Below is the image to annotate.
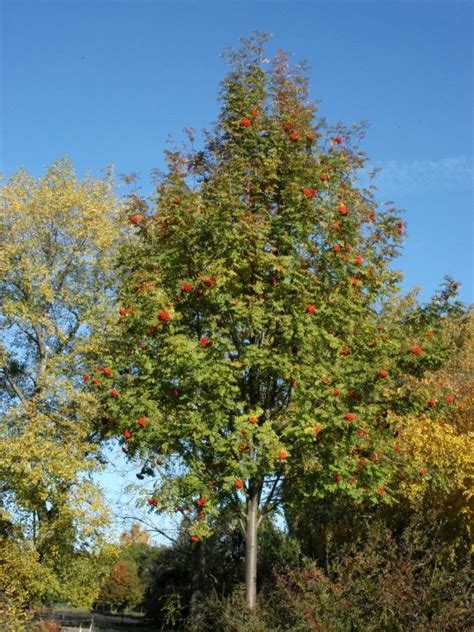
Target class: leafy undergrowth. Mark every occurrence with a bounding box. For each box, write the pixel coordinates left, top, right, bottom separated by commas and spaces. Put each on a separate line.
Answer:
186, 524, 472, 632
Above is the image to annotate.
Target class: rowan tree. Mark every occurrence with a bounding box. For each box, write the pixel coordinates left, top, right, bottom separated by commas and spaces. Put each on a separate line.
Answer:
92, 35, 464, 608
0, 158, 123, 619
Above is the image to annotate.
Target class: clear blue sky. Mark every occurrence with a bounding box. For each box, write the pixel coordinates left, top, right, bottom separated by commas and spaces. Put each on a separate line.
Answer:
1, 0, 472, 542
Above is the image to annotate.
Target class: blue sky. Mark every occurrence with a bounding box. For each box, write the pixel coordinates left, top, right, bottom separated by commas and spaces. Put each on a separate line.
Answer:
1, 0, 472, 541
2, 0, 473, 303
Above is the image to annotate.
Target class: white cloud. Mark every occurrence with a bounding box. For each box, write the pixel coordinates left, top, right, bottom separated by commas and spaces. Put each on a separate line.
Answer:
363, 155, 474, 193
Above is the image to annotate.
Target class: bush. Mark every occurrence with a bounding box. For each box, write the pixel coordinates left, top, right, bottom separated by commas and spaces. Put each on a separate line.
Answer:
264, 523, 473, 631
185, 587, 269, 632
143, 519, 299, 624
184, 519, 472, 632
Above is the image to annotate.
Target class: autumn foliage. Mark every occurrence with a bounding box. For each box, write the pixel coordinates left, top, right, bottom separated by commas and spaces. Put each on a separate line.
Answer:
89, 34, 467, 608
0, 34, 471, 628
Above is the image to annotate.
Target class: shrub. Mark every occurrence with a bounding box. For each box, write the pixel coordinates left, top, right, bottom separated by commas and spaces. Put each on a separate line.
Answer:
183, 519, 472, 632
264, 523, 473, 631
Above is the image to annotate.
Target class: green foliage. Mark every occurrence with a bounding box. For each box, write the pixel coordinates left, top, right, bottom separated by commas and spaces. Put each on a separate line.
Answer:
140, 519, 295, 625
0, 537, 57, 630
283, 314, 473, 568
142, 541, 194, 623
262, 523, 472, 632
95, 559, 145, 613
56, 546, 119, 609
187, 586, 269, 632
121, 542, 165, 594
1, 33, 467, 628
93, 34, 464, 546
187, 519, 472, 632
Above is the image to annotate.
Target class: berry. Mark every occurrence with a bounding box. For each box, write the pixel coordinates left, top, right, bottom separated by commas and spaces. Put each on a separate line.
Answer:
137, 416, 148, 428
129, 214, 145, 225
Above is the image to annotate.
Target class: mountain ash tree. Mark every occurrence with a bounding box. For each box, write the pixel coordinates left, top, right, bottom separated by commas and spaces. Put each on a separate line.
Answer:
91, 35, 463, 609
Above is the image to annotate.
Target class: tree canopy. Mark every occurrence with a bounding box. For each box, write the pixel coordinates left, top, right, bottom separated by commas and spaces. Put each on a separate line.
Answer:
0, 159, 123, 621
89, 34, 466, 608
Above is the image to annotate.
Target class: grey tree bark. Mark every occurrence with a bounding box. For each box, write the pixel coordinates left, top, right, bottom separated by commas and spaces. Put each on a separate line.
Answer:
245, 485, 259, 609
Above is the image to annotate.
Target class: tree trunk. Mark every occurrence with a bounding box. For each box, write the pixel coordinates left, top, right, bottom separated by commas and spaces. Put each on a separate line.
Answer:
245, 487, 259, 609
189, 538, 205, 617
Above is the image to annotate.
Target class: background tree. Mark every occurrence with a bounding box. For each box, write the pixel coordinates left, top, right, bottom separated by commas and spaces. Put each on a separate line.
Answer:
95, 559, 144, 613
119, 523, 164, 603
0, 158, 123, 622
120, 522, 151, 546
398, 313, 473, 552
92, 34, 465, 609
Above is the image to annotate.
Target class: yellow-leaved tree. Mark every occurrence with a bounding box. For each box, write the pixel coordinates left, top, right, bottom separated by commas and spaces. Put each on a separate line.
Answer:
0, 159, 124, 625
399, 314, 473, 552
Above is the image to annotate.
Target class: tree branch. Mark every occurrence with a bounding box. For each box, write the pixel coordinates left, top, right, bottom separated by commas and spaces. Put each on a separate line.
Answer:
120, 514, 180, 548
257, 472, 282, 526
1, 365, 30, 412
